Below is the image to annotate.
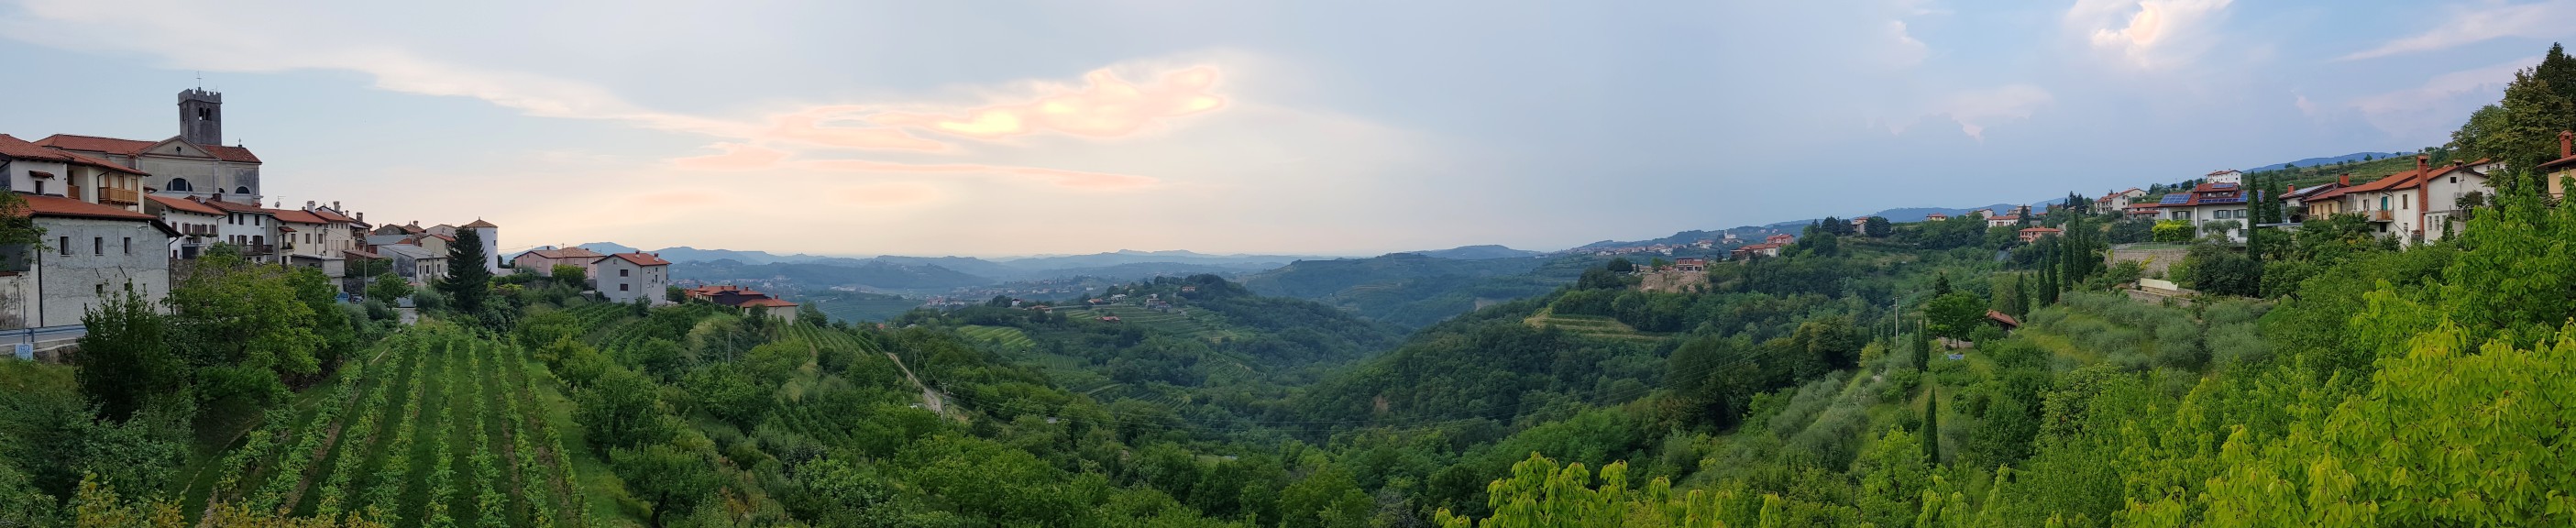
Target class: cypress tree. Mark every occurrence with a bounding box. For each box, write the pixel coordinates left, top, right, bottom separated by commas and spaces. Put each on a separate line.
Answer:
1921, 388, 1943, 465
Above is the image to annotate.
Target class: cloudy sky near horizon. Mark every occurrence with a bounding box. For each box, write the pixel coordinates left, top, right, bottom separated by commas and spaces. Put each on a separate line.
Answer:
2, 0, 2570, 257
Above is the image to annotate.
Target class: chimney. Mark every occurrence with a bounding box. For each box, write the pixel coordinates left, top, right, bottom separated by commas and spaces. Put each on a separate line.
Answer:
2561, 130, 2572, 159
2416, 154, 2428, 173
304, 200, 315, 209
332, 201, 340, 211
357, 212, 364, 223
2339, 173, 2350, 186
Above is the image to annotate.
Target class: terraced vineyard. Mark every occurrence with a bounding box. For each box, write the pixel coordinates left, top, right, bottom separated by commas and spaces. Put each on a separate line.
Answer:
1522, 308, 1662, 341
187, 324, 592, 527
954, 324, 1036, 351
1060, 305, 1238, 341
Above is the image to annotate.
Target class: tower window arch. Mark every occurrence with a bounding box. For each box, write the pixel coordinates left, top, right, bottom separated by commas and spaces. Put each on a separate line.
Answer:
235, 186, 250, 195
166, 178, 193, 192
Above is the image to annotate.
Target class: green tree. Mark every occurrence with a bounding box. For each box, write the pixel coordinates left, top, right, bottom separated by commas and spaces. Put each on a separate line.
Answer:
550, 263, 588, 287
1920, 389, 1942, 465
439, 228, 493, 316
1278, 461, 1371, 528
75, 289, 178, 422
611, 441, 719, 528
164, 250, 324, 405
577, 367, 673, 450
364, 271, 413, 302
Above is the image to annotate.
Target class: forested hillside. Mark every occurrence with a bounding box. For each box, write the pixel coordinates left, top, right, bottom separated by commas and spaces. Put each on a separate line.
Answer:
1244, 253, 1596, 328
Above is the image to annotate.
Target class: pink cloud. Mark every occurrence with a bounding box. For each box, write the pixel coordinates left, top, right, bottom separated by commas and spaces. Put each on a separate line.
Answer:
762, 105, 953, 151
872, 66, 1227, 140
802, 159, 1157, 190
835, 183, 941, 206
670, 142, 1157, 190
670, 142, 791, 170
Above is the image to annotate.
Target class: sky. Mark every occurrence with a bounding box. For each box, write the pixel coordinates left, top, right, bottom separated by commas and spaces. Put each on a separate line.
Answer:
2, 0, 2570, 257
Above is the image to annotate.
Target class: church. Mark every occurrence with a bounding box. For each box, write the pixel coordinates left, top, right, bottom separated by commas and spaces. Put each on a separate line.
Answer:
32, 88, 264, 204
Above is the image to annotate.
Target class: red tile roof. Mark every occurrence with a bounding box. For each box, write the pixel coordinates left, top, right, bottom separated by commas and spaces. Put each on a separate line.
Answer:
34, 134, 259, 163
202, 199, 269, 214
148, 194, 225, 215
199, 145, 262, 163
611, 252, 669, 267
0, 135, 72, 161
737, 298, 798, 308
460, 219, 499, 228
307, 208, 356, 223
0, 135, 147, 175
522, 248, 604, 260
267, 208, 329, 225
18, 193, 156, 221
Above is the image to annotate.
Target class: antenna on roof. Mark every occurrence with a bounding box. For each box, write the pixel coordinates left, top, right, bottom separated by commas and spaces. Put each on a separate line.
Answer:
194, 71, 201, 90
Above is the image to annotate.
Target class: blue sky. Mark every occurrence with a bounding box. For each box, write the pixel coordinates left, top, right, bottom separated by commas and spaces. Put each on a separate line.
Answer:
2, 0, 2569, 257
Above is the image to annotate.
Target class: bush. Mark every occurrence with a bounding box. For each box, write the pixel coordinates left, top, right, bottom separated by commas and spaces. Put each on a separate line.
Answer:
2151, 220, 2196, 243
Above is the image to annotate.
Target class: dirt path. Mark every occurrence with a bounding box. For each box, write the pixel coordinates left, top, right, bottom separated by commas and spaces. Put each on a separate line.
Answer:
884, 352, 959, 422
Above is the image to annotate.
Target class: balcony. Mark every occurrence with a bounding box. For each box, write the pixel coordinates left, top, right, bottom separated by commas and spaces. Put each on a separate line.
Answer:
241, 244, 276, 256
2369, 210, 2394, 222
98, 187, 139, 204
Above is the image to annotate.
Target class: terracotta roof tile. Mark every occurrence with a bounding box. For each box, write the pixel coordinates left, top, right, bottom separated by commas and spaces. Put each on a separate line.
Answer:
267, 208, 329, 224
736, 298, 798, 308
460, 219, 498, 228
148, 194, 225, 215
0, 135, 72, 161
35, 134, 259, 163
611, 252, 670, 267
18, 193, 156, 221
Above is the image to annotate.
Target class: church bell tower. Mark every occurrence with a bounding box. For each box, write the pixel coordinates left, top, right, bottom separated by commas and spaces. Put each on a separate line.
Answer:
178, 88, 223, 146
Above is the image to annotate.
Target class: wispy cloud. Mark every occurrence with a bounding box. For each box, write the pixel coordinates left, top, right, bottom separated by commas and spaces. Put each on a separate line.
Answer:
1936, 84, 2054, 141
0, 0, 1210, 190
2064, 0, 2236, 70
2347, 60, 2526, 141
872, 67, 1227, 141
2341, 1, 2576, 60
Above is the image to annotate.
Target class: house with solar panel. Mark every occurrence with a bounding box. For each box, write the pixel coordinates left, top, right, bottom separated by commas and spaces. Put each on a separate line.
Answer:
2152, 183, 2251, 242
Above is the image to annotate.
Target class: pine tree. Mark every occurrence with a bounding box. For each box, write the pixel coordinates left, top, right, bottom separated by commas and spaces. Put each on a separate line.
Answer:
1933, 273, 1953, 296
440, 228, 493, 316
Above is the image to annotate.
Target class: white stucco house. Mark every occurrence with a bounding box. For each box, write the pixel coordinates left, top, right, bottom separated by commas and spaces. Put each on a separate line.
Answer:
593, 252, 671, 304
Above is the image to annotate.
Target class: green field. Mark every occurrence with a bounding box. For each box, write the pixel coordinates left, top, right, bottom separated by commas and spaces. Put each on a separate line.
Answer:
182, 325, 599, 527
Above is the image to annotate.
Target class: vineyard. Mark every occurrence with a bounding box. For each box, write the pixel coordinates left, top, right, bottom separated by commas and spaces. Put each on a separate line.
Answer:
1059, 305, 1238, 341
953, 324, 1035, 351
184, 324, 593, 527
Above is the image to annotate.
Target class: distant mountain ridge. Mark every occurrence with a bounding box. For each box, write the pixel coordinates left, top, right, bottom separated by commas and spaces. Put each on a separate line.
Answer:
1408, 245, 1543, 259
2246, 152, 2412, 172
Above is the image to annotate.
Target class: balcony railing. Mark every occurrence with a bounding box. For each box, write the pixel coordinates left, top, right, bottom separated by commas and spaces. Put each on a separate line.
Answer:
241, 244, 276, 256
2369, 210, 2394, 222
98, 187, 139, 204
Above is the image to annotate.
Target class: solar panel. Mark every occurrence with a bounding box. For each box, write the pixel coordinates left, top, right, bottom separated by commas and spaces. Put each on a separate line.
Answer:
2159, 193, 2190, 204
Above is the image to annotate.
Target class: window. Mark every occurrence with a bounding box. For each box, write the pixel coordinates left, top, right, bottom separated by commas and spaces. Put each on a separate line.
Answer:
235, 186, 249, 195
122, 237, 130, 255
58, 236, 69, 256
620, 283, 630, 292
620, 269, 630, 278
92, 237, 102, 256
168, 178, 192, 192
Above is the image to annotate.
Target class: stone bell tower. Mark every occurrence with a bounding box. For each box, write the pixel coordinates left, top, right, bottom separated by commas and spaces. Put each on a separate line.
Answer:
179, 88, 223, 146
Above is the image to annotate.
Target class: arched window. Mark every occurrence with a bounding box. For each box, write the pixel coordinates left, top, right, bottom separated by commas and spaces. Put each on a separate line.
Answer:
235, 186, 250, 195
166, 178, 193, 192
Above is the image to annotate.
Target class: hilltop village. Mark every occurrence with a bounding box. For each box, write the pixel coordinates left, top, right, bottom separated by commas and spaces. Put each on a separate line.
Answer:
0, 89, 801, 354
